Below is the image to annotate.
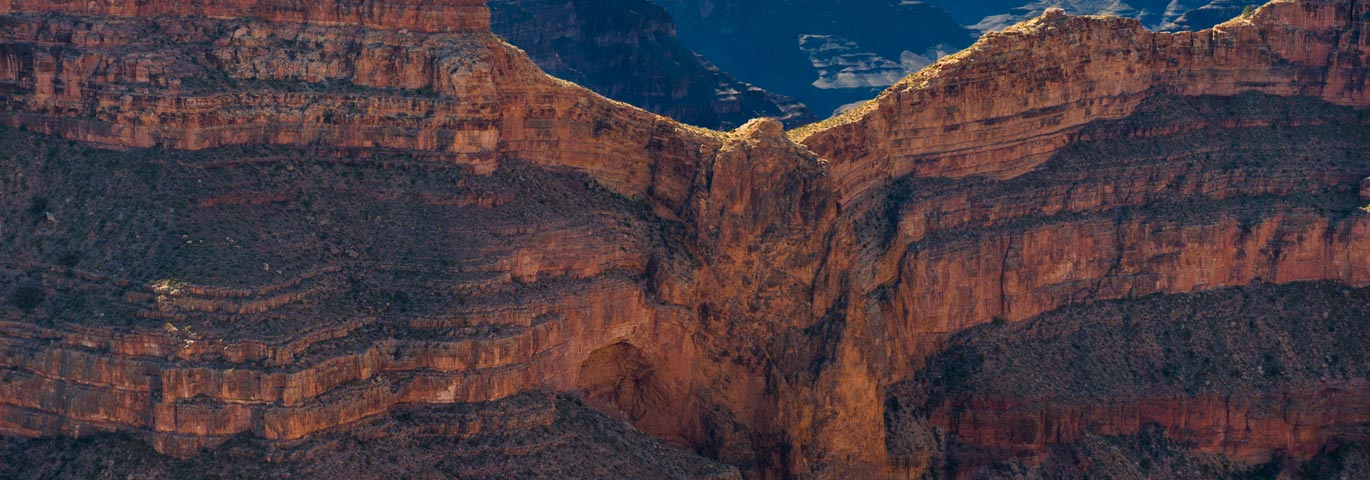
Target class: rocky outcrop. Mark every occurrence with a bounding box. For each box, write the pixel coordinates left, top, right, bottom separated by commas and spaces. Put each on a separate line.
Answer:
3, 0, 1370, 479
649, 0, 1263, 118
489, 0, 814, 129
796, 0, 1370, 201
0, 1, 723, 207
838, 92, 1370, 367
0, 1, 821, 473
785, 0, 1370, 475
781, 90, 1370, 476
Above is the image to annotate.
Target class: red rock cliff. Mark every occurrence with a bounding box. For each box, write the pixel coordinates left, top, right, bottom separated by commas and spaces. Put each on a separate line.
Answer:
0, 0, 491, 32
796, 0, 1370, 201
792, 0, 1370, 475
2, 0, 1370, 479
0, 0, 721, 209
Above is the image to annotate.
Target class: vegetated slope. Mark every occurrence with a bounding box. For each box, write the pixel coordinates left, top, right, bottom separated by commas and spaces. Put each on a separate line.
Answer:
2, 0, 1370, 479
489, 0, 814, 130
0, 392, 740, 479
809, 90, 1370, 478
889, 281, 1370, 478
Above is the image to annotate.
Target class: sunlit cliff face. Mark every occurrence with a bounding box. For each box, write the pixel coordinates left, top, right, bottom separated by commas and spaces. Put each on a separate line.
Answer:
2, 0, 1370, 478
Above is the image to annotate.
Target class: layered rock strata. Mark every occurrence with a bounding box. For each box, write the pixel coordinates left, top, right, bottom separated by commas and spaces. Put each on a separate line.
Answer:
887, 282, 1370, 477
0, 0, 722, 207
0, 126, 714, 457
797, 0, 1370, 200
0, 0, 491, 32
0, 392, 741, 479
2, 0, 1370, 479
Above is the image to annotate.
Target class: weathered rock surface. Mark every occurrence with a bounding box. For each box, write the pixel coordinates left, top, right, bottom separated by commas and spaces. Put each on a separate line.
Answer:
2, 0, 1370, 479
649, 0, 1265, 118
888, 282, 1370, 478
0, 0, 725, 206
796, 0, 1370, 201
0, 125, 713, 456
0, 0, 492, 32
788, 0, 1370, 475
0, 392, 741, 479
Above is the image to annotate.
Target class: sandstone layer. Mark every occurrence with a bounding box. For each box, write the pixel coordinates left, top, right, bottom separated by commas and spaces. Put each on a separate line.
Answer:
797, 0, 1370, 200
2, 0, 1370, 479
0, 392, 741, 479
0, 0, 491, 32
888, 282, 1370, 478
0, 0, 723, 206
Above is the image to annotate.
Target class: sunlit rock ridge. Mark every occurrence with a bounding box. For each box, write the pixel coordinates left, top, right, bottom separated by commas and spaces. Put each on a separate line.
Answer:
1, 0, 1370, 478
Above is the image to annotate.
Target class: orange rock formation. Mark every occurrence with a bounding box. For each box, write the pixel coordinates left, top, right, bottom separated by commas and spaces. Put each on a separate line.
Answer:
1, 0, 1370, 478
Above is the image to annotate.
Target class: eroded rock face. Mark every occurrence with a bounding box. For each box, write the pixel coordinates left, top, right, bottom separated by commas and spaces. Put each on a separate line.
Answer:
0, 0, 492, 32
0, 0, 821, 473
796, 0, 1370, 201
0, 1, 722, 207
0, 129, 711, 455
0, 392, 743, 479
3, 0, 1370, 479
889, 282, 1370, 478
789, 90, 1370, 476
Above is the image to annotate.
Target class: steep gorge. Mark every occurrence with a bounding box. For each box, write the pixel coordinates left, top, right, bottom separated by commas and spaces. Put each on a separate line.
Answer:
1, 0, 1370, 478
488, 0, 814, 130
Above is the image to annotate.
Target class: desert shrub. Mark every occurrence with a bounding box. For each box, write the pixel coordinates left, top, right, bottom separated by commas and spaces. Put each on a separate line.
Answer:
57, 251, 81, 268
8, 286, 44, 311
26, 195, 47, 219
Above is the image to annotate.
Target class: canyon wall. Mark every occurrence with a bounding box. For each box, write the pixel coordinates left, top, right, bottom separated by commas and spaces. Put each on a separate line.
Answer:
2, 0, 1370, 479
0, 1, 722, 208
0, 0, 492, 32
888, 281, 1370, 477
796, 0, 1370, 201
0, 0, 722, 457
0, 1, 824, 474
791, 0, 1370, 475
